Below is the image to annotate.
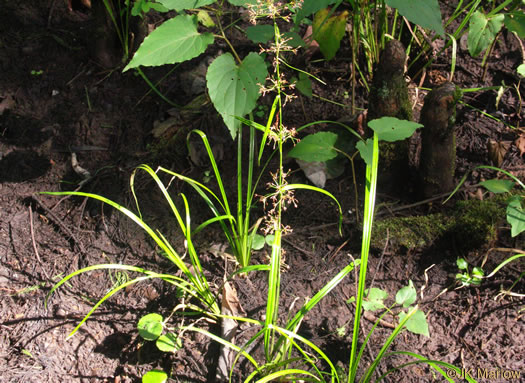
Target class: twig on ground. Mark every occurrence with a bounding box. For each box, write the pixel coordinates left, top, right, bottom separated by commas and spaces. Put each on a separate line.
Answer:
29, 205, 50, 280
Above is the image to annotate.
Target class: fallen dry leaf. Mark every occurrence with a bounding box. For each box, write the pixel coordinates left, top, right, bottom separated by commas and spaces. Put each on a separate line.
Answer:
514, 134, 525, 156
487, 139, 510, 166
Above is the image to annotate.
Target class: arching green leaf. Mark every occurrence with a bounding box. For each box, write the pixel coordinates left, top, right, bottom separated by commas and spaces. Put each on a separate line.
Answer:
479, 179, 515, 194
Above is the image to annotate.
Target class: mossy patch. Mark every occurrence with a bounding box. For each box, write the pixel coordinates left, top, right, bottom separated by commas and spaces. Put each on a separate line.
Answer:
371, 198, 506, 252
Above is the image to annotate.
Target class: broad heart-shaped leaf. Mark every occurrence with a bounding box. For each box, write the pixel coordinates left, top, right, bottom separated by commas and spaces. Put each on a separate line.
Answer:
137, 313, 164, 341
468, 10, 504, 57
386, 0, 445, 36
399, 308, 430, 337
480, 179, 515, 194
504, 10, 525, 38
123, 15, 213, 71
368, 117, 422, 142
356, 138, 373, 165
157, 0, 216, 11
507, 195, 525, 237
142, 369, 168, 383
206, 52, 267, 139
313, 9, 349, 60
246, 24, 275, 44
288, 132, 338, 162
395, 280, 416, 308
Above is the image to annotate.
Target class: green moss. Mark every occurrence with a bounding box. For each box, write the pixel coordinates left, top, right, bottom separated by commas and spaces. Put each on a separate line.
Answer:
371, 197, 506, 252
451, 198, 505, 249
372, 213, 449, 251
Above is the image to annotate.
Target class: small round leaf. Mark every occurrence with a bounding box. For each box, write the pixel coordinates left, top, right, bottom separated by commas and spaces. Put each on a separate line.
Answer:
138, 313, 164, 341
156, 332, 183, 353
142, 369, 168, 383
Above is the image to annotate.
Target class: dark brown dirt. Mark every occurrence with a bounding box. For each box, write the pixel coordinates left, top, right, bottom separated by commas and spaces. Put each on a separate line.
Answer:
1, 1, 524, 383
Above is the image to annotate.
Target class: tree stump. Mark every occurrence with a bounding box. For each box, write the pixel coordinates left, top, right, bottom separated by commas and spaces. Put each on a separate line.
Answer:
90, 0, 147, 67
419, 82, 462, 198
368, 39, 412, 194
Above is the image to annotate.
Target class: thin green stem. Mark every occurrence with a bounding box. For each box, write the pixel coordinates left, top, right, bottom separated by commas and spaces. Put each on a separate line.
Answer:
349, 133, 379, 382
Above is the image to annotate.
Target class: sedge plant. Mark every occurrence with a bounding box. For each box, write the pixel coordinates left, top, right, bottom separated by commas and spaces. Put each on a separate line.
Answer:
45, 164, 223, 338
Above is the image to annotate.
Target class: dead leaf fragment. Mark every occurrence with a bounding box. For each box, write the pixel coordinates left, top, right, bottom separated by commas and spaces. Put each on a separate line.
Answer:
515, 134, 525, 156
487, 139, 510, 166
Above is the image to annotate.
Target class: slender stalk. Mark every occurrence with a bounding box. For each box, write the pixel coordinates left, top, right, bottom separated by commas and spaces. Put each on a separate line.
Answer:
349, 133, 379, 382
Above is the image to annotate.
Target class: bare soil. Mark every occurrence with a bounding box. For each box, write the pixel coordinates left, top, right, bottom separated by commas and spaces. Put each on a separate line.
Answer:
1, 1, 524, 383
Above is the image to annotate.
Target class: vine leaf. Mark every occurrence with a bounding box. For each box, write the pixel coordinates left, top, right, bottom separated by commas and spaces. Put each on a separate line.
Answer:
507, 196, 525, 237
368, 117, 422, 142
313, 8, 349, 60
206, 52, 267, 139
468, 10, 504, 57
124, 15, 213, 71
288, 132, 338, 162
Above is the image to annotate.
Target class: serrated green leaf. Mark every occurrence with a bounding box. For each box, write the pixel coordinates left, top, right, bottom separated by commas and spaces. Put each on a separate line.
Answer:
386, 0, 445, 36
368, 117, 422, 142
395, 280, 416, 308
251, 233, 265, 250
480, 179, 515, 194
288, 132, 338, 162
504, 10, 525, 38
313, 9, 348, 60
468, 10, 504, 57
362, 288, 388, 312
206, 52, 267, 138
156, 332, 183, 353
142, 369, 168, 383
399, 308, 429, 337
356, 138, 373, 165
246, 24, 275, 44
157, 0, 215, 11
507, 195, 525, 237
293, 72, 312, 98
456, 258, 468, 270
124, 15, 214, 71
138, 313, 164, 341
